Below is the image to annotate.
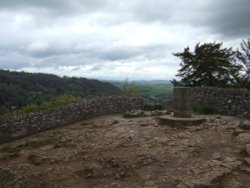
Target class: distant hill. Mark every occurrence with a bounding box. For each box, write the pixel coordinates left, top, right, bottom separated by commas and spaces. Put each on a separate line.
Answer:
130, 80, 172, 85
109, 80, 173, 108
110, 80, 173, 97
0, 70, 122, 113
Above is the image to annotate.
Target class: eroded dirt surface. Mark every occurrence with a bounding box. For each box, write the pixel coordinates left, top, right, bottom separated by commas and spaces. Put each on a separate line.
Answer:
0, 113, 250, 188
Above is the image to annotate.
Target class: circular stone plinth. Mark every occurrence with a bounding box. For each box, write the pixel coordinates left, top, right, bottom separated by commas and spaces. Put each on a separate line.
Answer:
158, 115, 206, 127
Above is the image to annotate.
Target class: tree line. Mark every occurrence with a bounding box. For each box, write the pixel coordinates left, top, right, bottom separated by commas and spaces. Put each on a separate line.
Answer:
172, 39, 250, 89
0, 70, 122, 115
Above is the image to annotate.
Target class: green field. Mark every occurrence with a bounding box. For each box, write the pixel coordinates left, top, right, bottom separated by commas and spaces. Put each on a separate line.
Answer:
111, 80, 173, 97
110, 80, 173, 108
133, 84, 173, 97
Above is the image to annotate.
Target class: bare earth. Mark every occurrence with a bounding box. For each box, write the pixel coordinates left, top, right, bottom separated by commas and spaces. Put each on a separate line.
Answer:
1, 113, 250, 188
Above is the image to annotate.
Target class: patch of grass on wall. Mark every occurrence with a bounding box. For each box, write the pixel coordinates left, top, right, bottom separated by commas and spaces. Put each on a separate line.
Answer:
193, 106, 218, 115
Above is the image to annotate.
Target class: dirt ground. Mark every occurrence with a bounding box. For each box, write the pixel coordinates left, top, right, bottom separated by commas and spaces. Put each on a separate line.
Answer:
0, 112, 250, 188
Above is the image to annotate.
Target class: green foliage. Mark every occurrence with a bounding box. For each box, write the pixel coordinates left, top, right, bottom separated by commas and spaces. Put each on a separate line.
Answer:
40, 94, 79, 110
193, 107, 218, 115
127, 83, 138, 97
17, 94, 80, 114
236, 38, 250, 89
123, 110, 145, 118
240, 148, 249, 157
113, 80, 173, 108
0, 69, 122, 115
114, 80, 173, 97
121, 79, 139, 96
24, 134, 63, 149
172, 42, 242, 87
18, 104, 39, 113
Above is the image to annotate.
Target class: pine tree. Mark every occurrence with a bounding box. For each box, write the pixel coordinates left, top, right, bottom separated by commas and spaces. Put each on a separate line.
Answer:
236, 38, 250, 89
172, 42, 242, 87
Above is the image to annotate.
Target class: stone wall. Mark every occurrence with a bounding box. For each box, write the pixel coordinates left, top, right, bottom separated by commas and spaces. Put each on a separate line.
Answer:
0, 97, 144, 143
191, 87, 250, 117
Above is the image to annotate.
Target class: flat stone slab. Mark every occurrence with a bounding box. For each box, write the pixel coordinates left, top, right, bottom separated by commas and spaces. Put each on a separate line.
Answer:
158, 115, 206, 127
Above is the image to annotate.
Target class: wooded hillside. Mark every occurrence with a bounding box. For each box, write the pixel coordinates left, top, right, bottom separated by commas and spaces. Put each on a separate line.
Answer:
0, 70, 122, 114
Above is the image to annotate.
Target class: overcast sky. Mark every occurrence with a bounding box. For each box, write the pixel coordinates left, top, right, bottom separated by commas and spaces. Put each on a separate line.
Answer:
0, 0, 249, 80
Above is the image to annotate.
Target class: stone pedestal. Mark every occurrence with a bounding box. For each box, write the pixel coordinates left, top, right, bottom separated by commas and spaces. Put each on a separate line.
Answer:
158, 87, 205, 127
173, 87, 193, 118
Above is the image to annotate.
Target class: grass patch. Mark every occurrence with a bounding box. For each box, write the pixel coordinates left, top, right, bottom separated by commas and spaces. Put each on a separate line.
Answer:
1, 145, 21, 153
0, 145, 21, 161
240, 148, 249, 157
123, 112, 131, 118
193, 107, 218, 115
123, 110, 145, 118
24, 135, 63, 149
0, 153, 20, 161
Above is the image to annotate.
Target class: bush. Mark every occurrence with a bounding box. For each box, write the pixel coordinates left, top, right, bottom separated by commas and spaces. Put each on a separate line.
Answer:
123, 110, 144, 118
40, 94, 79, 110
18, 104, 39, 113
193, 107, 218, 115
17, 94, 80, 114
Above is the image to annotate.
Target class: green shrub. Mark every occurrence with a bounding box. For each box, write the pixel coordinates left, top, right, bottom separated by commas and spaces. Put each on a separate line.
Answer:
240, 148, 249, 157
40, 94, 79, 110
123, 110, 144, 118
193, 106, 218, 115
17, 94, 80, 114
18, 104, 39, 114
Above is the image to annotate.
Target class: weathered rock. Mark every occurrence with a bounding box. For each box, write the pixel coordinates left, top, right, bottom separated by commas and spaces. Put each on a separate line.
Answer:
173, 87, 193, 118
239, 121, 250, 130
236, 133, 250, 143
244, 158, 250, 166
27, 154, 45, 165
191, 87, 250, 117
0, 167, 15, 186
246, 144, 250, 154
123, 110, 144, 118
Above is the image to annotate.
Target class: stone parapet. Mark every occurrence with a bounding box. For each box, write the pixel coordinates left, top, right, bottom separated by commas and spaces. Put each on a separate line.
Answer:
0, 97, 144, 143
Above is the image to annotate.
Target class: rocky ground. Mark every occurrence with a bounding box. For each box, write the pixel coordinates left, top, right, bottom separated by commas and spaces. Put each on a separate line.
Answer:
0, 111, 250, 188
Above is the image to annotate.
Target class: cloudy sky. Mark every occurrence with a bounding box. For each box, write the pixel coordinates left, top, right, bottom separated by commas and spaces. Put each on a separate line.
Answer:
0, 0, 249, 80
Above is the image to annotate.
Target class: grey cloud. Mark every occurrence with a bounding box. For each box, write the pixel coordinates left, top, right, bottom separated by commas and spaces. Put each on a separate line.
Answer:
90, 65, 102, 71
100, 47, 142, 61
159, 0, 250, 38
206, 0, 250, 38
0, 0, 106, 16
1, 0, 249, 37
0, 0, 249, 80
134, 0, 250, 38
0, 52, 31, 69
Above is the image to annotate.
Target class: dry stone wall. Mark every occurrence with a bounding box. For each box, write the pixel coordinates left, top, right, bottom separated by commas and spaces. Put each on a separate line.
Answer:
191, 87, 250, 117
0, 97, 144, 143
